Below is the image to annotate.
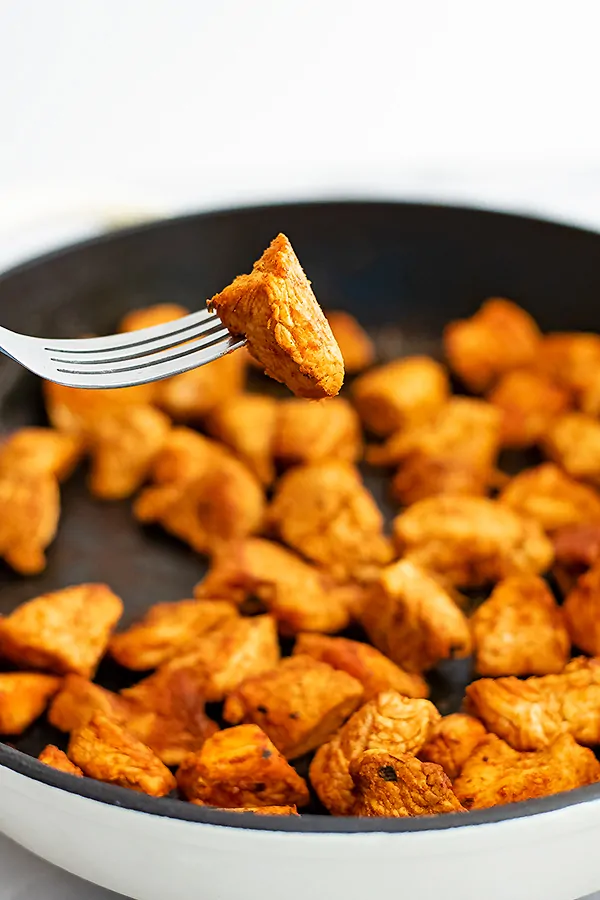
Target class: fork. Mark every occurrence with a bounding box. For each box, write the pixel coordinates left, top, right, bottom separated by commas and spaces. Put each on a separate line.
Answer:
0, 309, 247, 389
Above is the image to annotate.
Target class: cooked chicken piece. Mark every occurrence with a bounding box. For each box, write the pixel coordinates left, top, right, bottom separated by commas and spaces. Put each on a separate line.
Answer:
418, 714, 488, 779
368, 398, 501, 505
85, 405, 171, 500
127, 614, 280, 705
543, 413, 600, 486
360, 560, 471, 673
68, 712, 176, 797
268, 461, 393, 582
177, 724, 309, 808
38, 745, 83, 776
351, 357, 449, 437
0, 673, 61, 734
195, 538, 352, 635
454, 733, 600, 810
274, 398, 362, 466
325, 311, 375, 373
0, 427, 82, 481
351, 749, 465, 817
119, 303, 189, 332
536, 332, 600, 397
310, 691, 440, 815
155, 352, 246, 421
393, 496, 553, 588
205, 395, 278, 485
552, 523, 600, 594
500, 464, 600, 534
444, 298, 541, 393
466, 657, 600, 750
109, 599, 237, 670
44, 380, 156, 435
563, 564, 600, 656
0, 470, 60, 574
149, 427, 231, 485
219, 805, 299, 815
488, 369, 570, 448
0, 584, 123, 678
293, 634, 429, 701
48, 674, 131, 732
209, 234, 344, 399
471, 576, 570, 676
223, 655, 364, 759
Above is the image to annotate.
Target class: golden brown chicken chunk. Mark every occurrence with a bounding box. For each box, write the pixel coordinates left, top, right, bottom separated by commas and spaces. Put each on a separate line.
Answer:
536, 332, 600, 397
563, 565, 600, 656
38, 745, 83, 777
68, 712, 176, 797
444, 298, 541, 394
488, 369, 570, 448
273, 398, 363, 466
367, 398, 501, 505
351, 749, 465, 817
177, 724, 310, 808
471, 576, 570, 676
0, 427, 82, 481
268, 461, 394, 582
209, 234, 344, 399
500, 464, 600, 534
293, 634, 429, 701
0, 470, 60, 574
0, 584, 123, 678
454, 733, 600, 810
109, 599, 237, 670
119, 303, 189, 332
48, 674, 132, 732
360, 560, 471, 673
44, 380, 156, 435
205, 395, 278, 485
195, 538, 352, 635
466, 658, 600, 750
393, 496, 553, 588
553, 523, 600, 573
351, 356, 449, 437
543, 413, 600, 486
223, 655, 364, 759
0, 673, 61, 734
221, 805, 299, 815
325, 311, 375, 374
310, 691, 440, 815
149, 427, 231, 485
155, 353, 246, 422
418, 714, 488, 780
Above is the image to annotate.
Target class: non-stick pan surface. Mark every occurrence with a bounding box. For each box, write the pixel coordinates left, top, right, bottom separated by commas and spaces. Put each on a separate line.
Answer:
2, 201, 600, 832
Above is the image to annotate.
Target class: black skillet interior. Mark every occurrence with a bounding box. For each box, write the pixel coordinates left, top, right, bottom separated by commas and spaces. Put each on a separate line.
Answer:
2, 200, 600, 832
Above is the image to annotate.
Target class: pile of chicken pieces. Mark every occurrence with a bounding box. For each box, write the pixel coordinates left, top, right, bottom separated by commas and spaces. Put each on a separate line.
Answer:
4, 271, 600, 819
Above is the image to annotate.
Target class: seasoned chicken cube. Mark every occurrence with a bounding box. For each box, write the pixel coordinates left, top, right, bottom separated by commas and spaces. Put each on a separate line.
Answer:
500, 464, 600, 534
563, 564, 600, 656
471, 576, 570, 676
351, 357, 449, 437
220, 805, 299, 815
466, 658, 600, 750
223, 655, 364, 759
155, 352, 246, 421
351, 749, 465, 817
68, 712, 176, 797
0, 470, 60, 574
360, 560, 471, 673
418, 714, 488, 780
536, 332, 600, 396
553, 523, 600, 573
293, 634, 429, 701
310, 691, 440, 815
0, 427, 82, 481
119, 303, 189, 332
48, 674, 132, 732
208, 234, 344, 399
150, 427, 231, 485
444, 298, 541, 393
274, 398, 362, 466
454, 733, 600, 810
109, 599, 237, 670
86, 405, 171, 500
268, 461, 394, 581
393, 496, 553, 588
0, 584, 123, 678
325, 311, 375, 374
38, 745, 83, 776
0, 673, 61, 734
195, 538, 352, 635
177, 724, 309, 808
543, 413, 600, 486
488, 369, 570, 448
205, 395, 278, 485
44, 380, 156, 435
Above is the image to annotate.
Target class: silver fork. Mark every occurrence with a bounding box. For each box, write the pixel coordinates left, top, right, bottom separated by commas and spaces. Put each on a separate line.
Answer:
0, 309, 247, 389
